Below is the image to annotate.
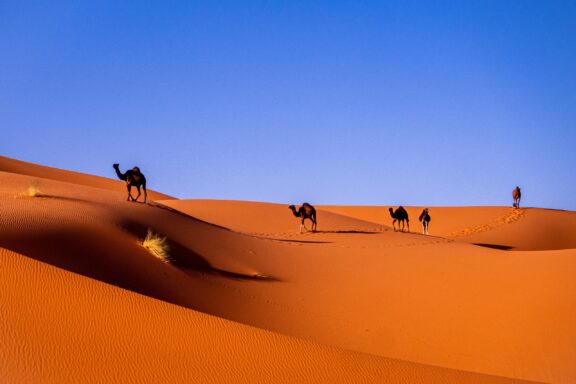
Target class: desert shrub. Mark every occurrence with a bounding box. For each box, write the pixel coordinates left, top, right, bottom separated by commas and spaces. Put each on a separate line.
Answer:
141, 229, 171, 263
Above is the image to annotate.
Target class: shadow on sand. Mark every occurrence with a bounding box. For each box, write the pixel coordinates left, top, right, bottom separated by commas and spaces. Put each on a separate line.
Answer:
473, 243, 515, 251
0, 222, 278, 315
315, 230, 381, 235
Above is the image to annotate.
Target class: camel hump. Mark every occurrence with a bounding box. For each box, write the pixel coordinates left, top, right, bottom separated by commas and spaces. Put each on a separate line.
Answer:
132, 166, 141, 173
302, 202, 313, 208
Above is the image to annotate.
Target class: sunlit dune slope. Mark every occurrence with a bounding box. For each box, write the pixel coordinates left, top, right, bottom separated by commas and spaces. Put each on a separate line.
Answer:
321, 205, 576, 250
3, 248, 535, 384
0, 156, 173, 200
158, 199, 384, 236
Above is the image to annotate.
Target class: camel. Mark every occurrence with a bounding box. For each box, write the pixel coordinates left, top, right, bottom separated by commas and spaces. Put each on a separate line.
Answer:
289, 203, 317, 233
389, 206, 409, 232
512, 186, 521, 208
113, 163, 147, 203
419, 208, 431, 235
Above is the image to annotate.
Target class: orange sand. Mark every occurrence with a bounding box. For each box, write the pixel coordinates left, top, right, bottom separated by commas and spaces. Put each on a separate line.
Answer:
2, 156, 575, 383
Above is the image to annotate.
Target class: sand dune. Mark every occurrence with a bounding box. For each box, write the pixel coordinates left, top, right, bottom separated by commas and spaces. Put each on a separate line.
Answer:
2, 247, 538, 384
1, 157, 575, 383
0, 156, 173, 200
157, 199, 384, 236
321, 205, 576, 250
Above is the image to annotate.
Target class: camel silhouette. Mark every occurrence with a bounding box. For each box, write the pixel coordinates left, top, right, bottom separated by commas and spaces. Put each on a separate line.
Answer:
419, 208, 431, 235
289, 203, 317, 233
389, 206, 409, 232
512, 186, 521, 208
113, 163, 147, 203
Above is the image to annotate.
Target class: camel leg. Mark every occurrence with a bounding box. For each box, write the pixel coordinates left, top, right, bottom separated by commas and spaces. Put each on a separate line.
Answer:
134, 186, 142, 202
126, 185, 133, 201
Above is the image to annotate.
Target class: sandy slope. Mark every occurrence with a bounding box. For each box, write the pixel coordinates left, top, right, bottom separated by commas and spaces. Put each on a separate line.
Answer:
158, 200, 576, 383
158, 199, 384, 235
321, 205, 576, 250
1, 247, 533, 384
0, 156, 173, 200
1, 157, 575, 383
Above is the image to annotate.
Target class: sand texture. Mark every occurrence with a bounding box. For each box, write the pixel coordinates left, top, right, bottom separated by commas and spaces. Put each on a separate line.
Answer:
2, 157, 575, 383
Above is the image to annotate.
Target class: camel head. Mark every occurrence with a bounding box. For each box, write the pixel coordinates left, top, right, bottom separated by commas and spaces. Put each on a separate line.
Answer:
112, 163, 128, 181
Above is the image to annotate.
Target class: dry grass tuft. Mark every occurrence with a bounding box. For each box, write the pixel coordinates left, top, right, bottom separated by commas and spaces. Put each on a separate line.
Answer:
141, 229, 171, 263
27, 180, 41, 197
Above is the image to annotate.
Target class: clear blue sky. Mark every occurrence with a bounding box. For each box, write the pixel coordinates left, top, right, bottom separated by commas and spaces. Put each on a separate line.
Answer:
2, 1, 575, 209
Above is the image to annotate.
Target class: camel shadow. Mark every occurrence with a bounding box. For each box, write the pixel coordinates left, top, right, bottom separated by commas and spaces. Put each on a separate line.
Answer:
473, 243, 515, 251
314, 230, 381, 235
259, 237, 332, 244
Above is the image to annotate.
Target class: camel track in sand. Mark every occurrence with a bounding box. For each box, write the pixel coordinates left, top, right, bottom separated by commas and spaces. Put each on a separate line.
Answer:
448, 208, 526, 238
